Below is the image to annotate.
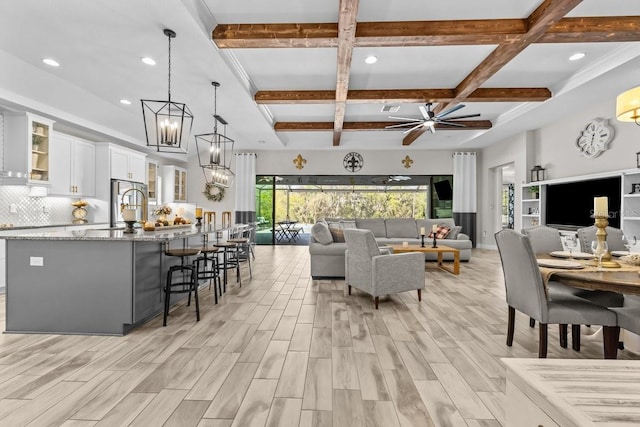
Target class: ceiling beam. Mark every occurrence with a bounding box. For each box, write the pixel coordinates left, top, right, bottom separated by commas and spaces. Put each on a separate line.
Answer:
333, 0, 359, 147
275, 121, 493, 131
213, 16, 640, 48
402, 0, 582, 146
255, 87, 551, 104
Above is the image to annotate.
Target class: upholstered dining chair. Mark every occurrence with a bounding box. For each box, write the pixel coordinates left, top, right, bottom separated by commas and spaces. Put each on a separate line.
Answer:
523, 225, 624, 350
577, 225, 626, 253
344, 228, 425, 309
495, 229, 620, 358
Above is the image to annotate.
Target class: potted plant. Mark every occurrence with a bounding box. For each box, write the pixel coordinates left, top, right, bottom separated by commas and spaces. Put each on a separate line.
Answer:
32, 135, 44, 151
528, 185, 540, 199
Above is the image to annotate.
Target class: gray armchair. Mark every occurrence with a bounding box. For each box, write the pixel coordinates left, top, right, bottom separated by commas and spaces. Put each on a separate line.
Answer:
495, 229, 619, 358
344, 228, 425, 309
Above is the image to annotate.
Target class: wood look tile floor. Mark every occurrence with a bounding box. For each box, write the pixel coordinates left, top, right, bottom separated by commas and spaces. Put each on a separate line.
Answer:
1, 246, 639, 426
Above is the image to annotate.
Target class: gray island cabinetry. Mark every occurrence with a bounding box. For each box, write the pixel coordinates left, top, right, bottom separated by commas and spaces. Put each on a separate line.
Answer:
4, 226, 217, 335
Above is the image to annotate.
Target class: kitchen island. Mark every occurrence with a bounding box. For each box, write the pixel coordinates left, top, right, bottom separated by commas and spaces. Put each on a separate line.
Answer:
4, 225, 224, 335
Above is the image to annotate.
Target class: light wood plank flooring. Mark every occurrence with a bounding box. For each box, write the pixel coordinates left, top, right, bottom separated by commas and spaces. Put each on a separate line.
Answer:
0, 246, 638, 426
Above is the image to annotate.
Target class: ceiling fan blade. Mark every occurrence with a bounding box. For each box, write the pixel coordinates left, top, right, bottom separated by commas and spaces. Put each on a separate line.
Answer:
388, 116, 422, 122
437, 121, 466, 127
436, 104, 465, 119
418, 105, 429, 120
402, 123, 425, 134
385, 122, 423, 129
428, 124, 436, 134
439, 113, 481, 120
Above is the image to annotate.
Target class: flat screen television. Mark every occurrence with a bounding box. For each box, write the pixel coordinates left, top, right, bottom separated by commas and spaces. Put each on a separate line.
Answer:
545, 176, 621, 230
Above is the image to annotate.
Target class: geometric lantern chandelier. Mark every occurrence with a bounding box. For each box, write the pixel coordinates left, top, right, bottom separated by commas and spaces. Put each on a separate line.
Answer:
195, 81, 235, 187
141, 29, 193, 154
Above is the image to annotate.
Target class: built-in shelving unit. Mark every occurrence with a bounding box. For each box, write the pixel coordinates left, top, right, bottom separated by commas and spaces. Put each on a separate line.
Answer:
621, 169, 640, 239
521, 183, 544, 229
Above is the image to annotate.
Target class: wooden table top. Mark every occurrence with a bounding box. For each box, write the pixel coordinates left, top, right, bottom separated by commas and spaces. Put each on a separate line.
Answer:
388, 244, 459, 254
504, 358, 640, 427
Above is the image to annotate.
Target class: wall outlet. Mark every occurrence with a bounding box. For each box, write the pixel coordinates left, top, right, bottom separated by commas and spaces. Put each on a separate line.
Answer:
483, 230, 487, 238
9, 203, 17, 214
42, 205, 49, 214
30, 256, 44, 266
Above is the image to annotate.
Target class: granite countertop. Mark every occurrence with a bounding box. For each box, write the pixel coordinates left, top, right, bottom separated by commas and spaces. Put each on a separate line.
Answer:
0, 223, 100, 231
3, 225, 225, 242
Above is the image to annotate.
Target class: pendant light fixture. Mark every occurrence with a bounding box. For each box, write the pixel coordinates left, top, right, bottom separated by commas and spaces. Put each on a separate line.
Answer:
141, 29, 193, 153
195, 81, 235, 187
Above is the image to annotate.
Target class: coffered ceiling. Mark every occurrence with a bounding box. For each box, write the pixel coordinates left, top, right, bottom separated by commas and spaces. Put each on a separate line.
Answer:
0, 0, 639, 156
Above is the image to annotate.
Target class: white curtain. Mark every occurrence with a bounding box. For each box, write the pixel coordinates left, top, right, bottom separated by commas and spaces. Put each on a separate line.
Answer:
452, 152, 477, 246
234, 153, 256, 224
453, 152, 477, 212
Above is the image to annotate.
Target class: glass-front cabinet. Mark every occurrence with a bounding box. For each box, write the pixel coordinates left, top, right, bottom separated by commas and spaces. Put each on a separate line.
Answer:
4, 112, 55, 184
162, 165, 188, 203
147, 160, 159, 204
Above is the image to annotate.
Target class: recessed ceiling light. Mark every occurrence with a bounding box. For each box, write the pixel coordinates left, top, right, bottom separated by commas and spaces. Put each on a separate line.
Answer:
141, 57, 156, 65
569, 52, 586, 61
42, 58, 59, 67
365, 55, 378, 64
120, 99, 132, 105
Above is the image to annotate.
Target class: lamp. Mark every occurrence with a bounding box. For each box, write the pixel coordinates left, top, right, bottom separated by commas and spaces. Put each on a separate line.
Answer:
141, 29, 193, 153
530, 165, 545, 182
617, 86, 640, 126
195, 81, 235, 187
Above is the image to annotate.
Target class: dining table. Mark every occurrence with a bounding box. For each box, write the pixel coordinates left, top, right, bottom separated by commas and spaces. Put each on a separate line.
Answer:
538, 252, 640, 359
276, 220, 300, 242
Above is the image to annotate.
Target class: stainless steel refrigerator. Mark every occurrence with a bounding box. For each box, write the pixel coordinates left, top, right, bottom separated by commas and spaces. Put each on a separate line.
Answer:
110, 179, 148, 227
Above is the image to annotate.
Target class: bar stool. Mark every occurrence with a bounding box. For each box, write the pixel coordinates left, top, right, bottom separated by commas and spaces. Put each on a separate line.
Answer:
222, 211, 232, 228
204, 211, 216, 226
192, 241, 223, 304
216, 241, 241, 290
163, 264, 199, 326
228, 225, 253, 279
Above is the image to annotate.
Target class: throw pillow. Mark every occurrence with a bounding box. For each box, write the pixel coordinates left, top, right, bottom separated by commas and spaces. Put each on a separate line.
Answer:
311, 222, 333, 245
329, 227, 345, 242
428, 225, 451, 239
446, 225, 463, 239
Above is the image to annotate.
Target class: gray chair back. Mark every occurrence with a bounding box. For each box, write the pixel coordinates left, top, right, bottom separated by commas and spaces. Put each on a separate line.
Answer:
344, 228, 382, 293
495, 229, 547, 321
522, 225, 563, 254
576, 226, 625, 253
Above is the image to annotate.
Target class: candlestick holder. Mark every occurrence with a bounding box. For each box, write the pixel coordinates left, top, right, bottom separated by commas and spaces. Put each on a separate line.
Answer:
587, 216, 619, 268
421, 234, 425, 248
196, 216, 203, 227
432, 235, 438, 248
123, 220, 136, 234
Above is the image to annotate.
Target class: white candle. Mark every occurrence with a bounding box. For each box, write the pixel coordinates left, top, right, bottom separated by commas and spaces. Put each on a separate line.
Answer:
594, 196, 608, 217
122, 208, 137, 221
432, 224, 438, 233
420, 227, 425, 236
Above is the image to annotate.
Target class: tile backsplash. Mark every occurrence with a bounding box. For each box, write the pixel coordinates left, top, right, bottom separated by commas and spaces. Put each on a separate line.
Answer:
0, 185, 82, 226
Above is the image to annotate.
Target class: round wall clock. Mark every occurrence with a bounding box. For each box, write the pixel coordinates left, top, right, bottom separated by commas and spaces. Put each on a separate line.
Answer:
576, 118, 614, 159
343, 152, 363, 172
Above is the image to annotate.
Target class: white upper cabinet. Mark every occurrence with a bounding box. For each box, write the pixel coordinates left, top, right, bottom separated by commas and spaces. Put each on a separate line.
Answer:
4, 113, 55, 185
109, 146, 146, 183
147, 160, 159, 204
49, 132, 96, 197
162, 165, 188, 203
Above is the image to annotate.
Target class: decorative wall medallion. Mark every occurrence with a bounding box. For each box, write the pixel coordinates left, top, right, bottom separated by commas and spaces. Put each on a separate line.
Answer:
576, 118, 614, 159
402, 155, 414, 169
343, 152, 363, 172
293, 154, 307, 170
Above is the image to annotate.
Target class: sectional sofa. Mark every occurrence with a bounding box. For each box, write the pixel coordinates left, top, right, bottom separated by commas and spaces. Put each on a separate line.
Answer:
309, 217, 472, 279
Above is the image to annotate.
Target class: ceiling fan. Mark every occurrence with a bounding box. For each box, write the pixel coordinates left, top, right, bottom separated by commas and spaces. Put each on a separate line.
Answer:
386, 102, 480, 134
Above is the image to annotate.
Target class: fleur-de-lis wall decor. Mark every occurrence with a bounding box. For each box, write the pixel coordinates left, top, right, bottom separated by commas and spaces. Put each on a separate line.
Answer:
293, 154, 307, 170
402, 155, 414, 169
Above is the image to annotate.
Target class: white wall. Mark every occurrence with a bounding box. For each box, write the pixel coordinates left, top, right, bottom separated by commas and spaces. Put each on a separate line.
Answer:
188, 148, 458, 219
478, 100, 640, 249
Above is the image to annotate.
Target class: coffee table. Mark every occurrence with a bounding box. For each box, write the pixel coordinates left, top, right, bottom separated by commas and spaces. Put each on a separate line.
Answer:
388, 244, 460, 275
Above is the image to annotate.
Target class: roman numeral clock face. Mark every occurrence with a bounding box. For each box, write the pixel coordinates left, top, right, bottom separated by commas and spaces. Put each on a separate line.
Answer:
576, 119, 614, 159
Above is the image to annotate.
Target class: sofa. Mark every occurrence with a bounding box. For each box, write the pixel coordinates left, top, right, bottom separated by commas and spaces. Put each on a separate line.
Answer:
309, 217, 472, 279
